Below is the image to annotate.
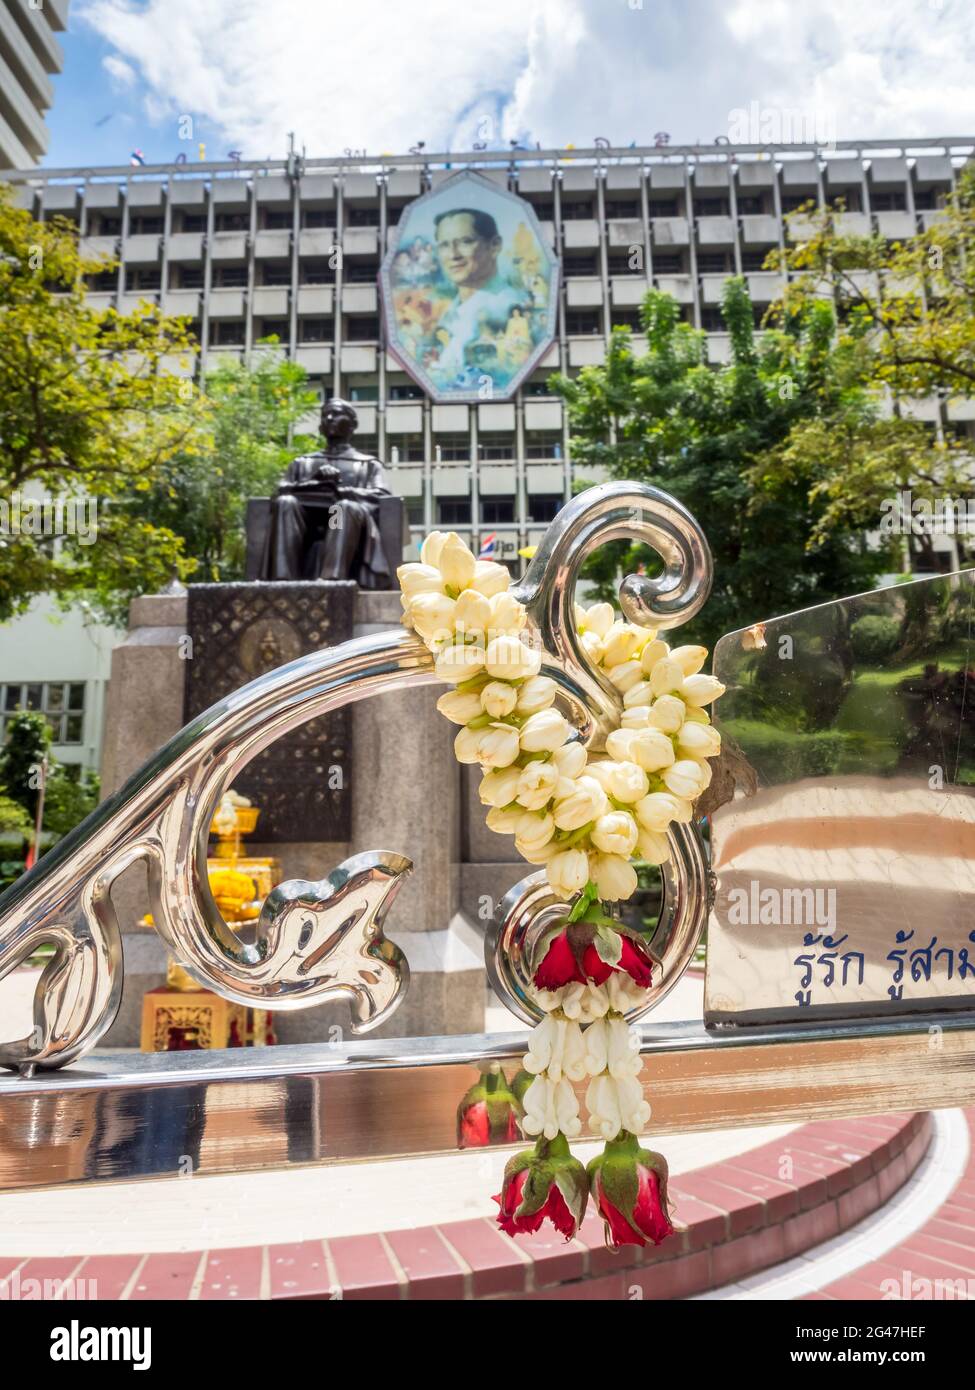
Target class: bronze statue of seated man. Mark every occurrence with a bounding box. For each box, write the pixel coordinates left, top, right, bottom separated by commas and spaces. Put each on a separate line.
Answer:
260, 397, 392, 588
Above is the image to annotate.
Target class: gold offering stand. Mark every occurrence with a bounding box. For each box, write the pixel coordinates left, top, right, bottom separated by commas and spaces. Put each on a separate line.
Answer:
140, 799, 281, 1051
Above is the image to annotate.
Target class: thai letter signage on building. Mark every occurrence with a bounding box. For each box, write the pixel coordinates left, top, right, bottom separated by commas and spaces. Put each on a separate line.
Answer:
379, 169, 559, 403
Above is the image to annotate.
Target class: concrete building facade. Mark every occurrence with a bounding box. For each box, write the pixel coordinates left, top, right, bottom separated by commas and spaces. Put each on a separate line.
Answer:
4, 136, 972, 565
0, 0, 68, 170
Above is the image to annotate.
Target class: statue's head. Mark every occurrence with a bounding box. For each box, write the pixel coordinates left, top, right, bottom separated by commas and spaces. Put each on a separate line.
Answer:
320, 397, 358, 443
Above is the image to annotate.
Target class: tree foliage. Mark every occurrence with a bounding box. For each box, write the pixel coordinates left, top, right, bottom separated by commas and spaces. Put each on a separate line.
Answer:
550, 279, 886, 648
759, 171, 975, 569
122, 344, 318, 585
0, 182, 204, 622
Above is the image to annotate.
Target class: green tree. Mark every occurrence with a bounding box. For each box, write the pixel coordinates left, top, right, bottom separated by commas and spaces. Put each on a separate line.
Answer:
42, 765, 100, 839
0, 709, 50, 819
123, 344, 318, 583
760, 172, 975, 571
550, 279, 885, 649
0, 182, 203, 622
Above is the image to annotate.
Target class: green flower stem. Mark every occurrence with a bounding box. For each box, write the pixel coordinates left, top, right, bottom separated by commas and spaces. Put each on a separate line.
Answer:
456, 673, 490, 695
554, 820, 594, 850
466, 713, 491, 730
566, 880, 599, 923
538, 1131, 572, 1162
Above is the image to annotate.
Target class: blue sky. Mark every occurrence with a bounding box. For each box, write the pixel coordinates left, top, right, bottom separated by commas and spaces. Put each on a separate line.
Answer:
42, 0, 975, 173
45, 22, 234, 169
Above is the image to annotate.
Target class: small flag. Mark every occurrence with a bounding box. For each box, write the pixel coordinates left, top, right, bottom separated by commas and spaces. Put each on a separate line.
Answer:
478, 532, 498, 560
130, 148, 146, 166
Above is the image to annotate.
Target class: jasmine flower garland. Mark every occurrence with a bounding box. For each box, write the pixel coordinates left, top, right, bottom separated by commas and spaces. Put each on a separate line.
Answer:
398, 531, 724, 1249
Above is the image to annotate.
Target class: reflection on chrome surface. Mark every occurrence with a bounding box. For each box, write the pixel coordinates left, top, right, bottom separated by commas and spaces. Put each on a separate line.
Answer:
707, 570, 975, 1026
0, 481, 712, 1074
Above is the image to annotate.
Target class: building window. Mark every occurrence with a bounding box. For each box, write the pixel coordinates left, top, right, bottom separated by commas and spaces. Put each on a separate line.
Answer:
215, 212, 249, 233
128, 267, 161, 291
561, 200, 594, 220
209, 320, 245, 345
914, 187, 947, 211
649, 198, 680, 218
260, 261, 292, 286
87, 270, 118, 292
606, 199, 640, 219
525, 433, 562, 459
694, 198, 729, 218
90, 214, 121, 237
528, 494, 563, 523
741, 250, 770, 272
347, 206, 380, 226
781, 194, 815, 213
300, 260, 336, 285
437, 498, 472, 525
406, 499, 425, 525
388, 382, 423, 401
302, 208, 333, 228
481, 497, 515, 524
653, 253, 683, 275
871, 190, 908, 212
528, 200, 554, 221
298, 317, 332, 342
389, 435, 425, 462
564, 253, 598, 277
346, 260, 380, 283
1, 682, 85, 745
828, 189, 862, 212
434, 435, 469, 461
213, 266, 247, 288
177, 212, 206, 233
261, 209, 293, 229
348, 383, 379, 401
524, 379, 554, 397
178, 265, 204, 289
610, 310, 642, 331
697, 253, 731, 273
345, 316, 378, 340
129, 215, 163, 235
565, 309, 601, 335
479, 436, 515, 460
608, 252, 642, 276
700, 307, 725, 331
736, 195, 766, 216
257, 320, 290, 341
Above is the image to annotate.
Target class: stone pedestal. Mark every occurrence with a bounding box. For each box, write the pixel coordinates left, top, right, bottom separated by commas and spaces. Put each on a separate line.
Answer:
99, 584, 485, 1047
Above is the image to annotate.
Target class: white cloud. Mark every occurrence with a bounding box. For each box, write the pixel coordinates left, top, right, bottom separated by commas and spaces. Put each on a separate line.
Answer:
101, 53, 136, 89
77, 0, 975, 158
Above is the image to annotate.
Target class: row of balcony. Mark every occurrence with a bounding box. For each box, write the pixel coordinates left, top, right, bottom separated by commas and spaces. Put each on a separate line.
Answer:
75, 208, 947, 275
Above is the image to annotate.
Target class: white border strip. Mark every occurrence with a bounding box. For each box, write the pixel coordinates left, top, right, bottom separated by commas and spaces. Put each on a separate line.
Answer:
694, 1109, 970, 1300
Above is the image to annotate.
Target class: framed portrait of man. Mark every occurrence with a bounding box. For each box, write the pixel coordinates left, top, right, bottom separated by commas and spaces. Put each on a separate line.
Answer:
379, 169, 560, 403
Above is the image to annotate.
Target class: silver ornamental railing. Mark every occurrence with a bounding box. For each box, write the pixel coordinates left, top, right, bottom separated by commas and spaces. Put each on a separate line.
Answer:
0, 481, 973, 1192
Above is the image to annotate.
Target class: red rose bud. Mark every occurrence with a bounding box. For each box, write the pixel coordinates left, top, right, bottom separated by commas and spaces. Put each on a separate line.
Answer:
579, 941, 613, 984
533, 929, 587, 990
587, 1132, 675, 1249
618, 935, 653, 988
494, 1134, 589, 1240
456, 1067, 522, 1149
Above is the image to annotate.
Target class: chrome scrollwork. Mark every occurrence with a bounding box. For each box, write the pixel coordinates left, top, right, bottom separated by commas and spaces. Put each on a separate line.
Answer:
0, 481, 712, 1073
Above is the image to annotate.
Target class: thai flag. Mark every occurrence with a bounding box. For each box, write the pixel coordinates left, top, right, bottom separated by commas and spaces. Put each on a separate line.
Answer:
478, 533, 498, 560
130, 149, 146, 166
